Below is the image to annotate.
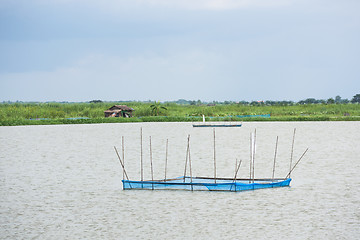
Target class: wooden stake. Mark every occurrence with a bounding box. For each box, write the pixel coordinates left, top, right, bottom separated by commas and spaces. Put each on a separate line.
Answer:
149, 136, 154, 190
285, 148, 308, 178
252, 129, 256, 183
235, 158, 238, 178
234, 159, 242, 181
140, 127, 143, 182
272, 136, 279, 181
249, 132, 252, 183
183, 135, 190, 182
164, 139, 168, 181
114, 146, 132, 189
122, 136, 125, 182
289, 128, 296, 178
213, 128, 217, 184
188, 135, 193, 191
232, 159, 242, 192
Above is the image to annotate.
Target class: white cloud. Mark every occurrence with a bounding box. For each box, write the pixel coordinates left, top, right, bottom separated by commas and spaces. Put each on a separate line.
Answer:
0, 51, 223, 101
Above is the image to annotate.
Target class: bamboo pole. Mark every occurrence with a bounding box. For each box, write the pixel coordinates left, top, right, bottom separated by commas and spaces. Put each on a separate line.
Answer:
234, 160, 242, 181
114, 146, 132, 189
235, 158, 238, 178
164, 139, 168, 181
249, 132, 252, 183
122, 136, 125, 182
140, 127, 143, 182
213, 128, 217, 184
149, 136, 154, 190
285, 148, 309, 178
272, 136, 279, 181
289, 128, 296, 178
232, 159, 242, 192
183, 135, 190, 182
188, 135, 193, 191
252, 129, 256, 183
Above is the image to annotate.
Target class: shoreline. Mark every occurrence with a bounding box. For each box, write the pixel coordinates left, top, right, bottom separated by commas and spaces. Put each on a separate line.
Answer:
1, 116, 359, 126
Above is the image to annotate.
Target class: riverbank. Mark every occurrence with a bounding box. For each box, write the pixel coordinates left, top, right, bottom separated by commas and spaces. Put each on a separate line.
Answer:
1, 115, 359, 126
1, 102, 359, 126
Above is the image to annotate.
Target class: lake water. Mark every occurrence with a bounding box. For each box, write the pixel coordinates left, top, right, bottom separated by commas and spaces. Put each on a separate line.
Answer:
0, 122, 359, 239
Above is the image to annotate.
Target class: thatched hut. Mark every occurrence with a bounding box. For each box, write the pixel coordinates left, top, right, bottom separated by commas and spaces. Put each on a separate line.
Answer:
104, 105, 134, 118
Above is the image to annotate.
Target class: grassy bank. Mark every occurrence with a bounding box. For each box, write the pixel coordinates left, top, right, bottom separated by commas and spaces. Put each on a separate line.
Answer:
0, 102, 359, 126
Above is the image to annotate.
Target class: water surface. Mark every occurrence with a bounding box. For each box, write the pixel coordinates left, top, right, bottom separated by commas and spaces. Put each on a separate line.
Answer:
1, 122, 359, 239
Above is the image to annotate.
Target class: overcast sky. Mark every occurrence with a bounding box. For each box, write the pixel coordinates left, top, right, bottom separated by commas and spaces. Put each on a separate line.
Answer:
0, 0, 359, 102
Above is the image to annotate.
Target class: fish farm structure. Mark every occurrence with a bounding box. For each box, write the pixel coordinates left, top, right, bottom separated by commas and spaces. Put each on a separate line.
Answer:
114, 128, 308, 192
121, 177, 292, 192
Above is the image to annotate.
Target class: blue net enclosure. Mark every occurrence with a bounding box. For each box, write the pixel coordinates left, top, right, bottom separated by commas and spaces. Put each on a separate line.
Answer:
122, 176, 291, 192
115, 127, 308, 193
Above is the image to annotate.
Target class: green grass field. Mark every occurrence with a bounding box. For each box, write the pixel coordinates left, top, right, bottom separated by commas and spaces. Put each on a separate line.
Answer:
0, 102, 359, 126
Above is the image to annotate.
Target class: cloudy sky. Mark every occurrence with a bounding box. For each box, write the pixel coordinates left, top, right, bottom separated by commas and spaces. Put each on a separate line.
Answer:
0, 0, 359, 102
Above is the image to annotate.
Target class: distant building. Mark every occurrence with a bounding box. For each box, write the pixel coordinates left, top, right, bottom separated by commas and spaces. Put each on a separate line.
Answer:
104, 105, 134, 118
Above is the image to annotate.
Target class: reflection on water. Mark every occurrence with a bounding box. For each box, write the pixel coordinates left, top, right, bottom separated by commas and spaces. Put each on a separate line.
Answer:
0, 122, 359, 239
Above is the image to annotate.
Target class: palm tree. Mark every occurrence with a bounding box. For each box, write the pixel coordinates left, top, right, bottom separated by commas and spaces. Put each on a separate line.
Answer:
150, 101, 167, 116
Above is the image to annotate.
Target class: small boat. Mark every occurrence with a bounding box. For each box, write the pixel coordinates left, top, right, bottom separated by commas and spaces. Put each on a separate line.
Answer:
193, 123, 243, 127
193, 115, 242, 127
122, 176, 291, 192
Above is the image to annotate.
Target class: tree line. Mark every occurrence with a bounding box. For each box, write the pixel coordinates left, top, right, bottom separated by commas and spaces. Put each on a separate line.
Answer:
3, 94, 360, 106
172, 94, 360, 106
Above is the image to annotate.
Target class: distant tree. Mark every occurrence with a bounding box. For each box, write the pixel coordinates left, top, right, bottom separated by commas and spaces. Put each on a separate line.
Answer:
176, 99, 189, 105
304, 98, 317, 104
299, 98, 324, 104
327, 98, 335, 104
150, 101, 167, 116
351, 94, 360, 103
282, 101, 294, 106
252, 100, 264, 106
238, 101, 249, 105
335, 95, 342, 104
250, 101, 261, 106
341, 98, 350, 104
90, 100, 102, 103
190, 101, 196, 105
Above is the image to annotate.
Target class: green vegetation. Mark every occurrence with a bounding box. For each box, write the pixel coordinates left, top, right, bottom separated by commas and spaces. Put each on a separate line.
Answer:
150, 101, 168, 116
0, 99, 359, 126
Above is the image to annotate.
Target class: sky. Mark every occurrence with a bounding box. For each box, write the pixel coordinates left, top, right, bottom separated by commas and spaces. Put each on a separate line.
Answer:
0, 0, 359, 102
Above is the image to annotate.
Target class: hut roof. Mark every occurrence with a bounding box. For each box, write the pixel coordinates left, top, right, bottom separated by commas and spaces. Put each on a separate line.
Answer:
104, 105, 134, 113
